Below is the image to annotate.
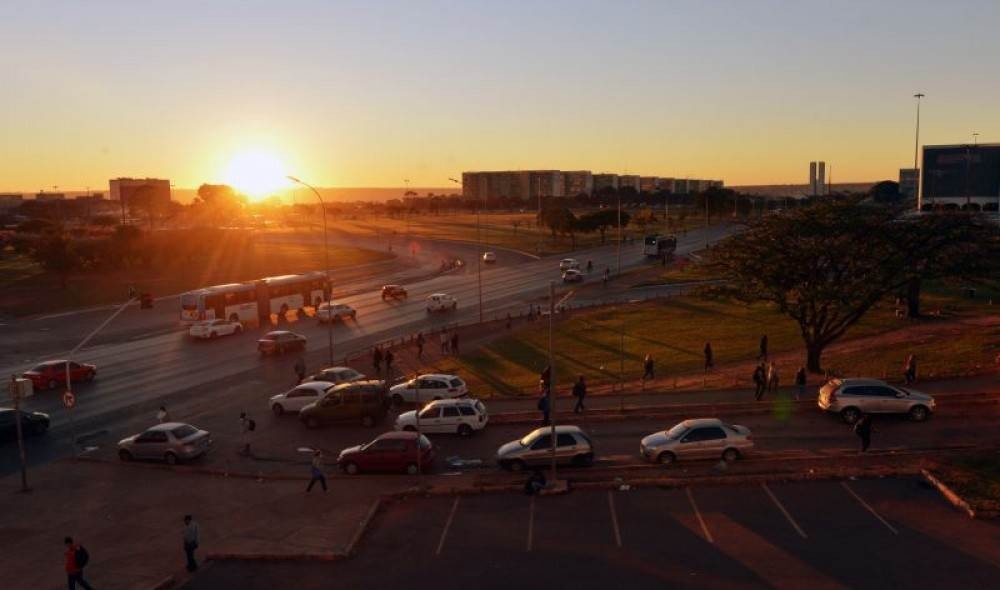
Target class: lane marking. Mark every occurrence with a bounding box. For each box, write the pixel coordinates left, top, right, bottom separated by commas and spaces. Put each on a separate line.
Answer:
686, 487, 713, 543
435, 496, 461, 556
608, 491, 623, 548
761, 483, 808, 539
840, 482, 898, 535
526, 495, 535, 552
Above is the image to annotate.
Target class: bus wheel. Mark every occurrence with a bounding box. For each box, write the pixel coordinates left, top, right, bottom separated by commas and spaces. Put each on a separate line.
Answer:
279, 304, 289, 318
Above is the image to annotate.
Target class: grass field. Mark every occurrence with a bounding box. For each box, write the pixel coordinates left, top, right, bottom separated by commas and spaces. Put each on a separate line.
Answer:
420, 289, 998, 397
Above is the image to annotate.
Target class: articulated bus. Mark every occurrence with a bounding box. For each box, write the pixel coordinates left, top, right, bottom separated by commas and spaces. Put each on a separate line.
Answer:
643, 234, 678, 258
180, 272, 329, 324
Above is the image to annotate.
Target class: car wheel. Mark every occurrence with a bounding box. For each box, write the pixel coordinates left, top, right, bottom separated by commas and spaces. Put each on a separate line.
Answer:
391, 394, 405, 407
229, 314, 239, 323
457, 424, 473, 437
572, 453, 594, 467
351, 312, 357, 320
306, 417, 319, 429
118, 449, 133, 462
722, 448, 740, 462
343, 462, 359, 475
210, 331, 218, 339
361, 415, 375, 428
657, 451, 676, 465
909, 405, 929, 422
405, 463, 420, 476
841, 407, 861, 425
164, 452, 178, 465
507, 459, 526, 472
432, 396, 442, 401
47, 379, 58, 390
234, 325, 243, 334
272, 404, 284, 417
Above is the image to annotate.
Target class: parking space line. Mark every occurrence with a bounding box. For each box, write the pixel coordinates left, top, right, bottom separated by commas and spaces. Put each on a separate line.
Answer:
840, 482, 898, 535
526, 495, 535, 552
607, 491, 622, 548
435, 496, 461, 556
686, 487, 714, 543
761, 483, 808, 539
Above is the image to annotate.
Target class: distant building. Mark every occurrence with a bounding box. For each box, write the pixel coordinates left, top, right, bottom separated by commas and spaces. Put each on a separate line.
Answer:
461, 169, 722, 199
639, 176, 659, 194
920, 143, 1000, 211
656, 178, 675, 193
618, 175, 641, 192
809, 161, 827, 196
109, 178, 171, 208
0, 193, 24, 209
898, 168, 919, 200
592, 174, 620, 193
562, 171, 593, 197
34, 192, 66, 201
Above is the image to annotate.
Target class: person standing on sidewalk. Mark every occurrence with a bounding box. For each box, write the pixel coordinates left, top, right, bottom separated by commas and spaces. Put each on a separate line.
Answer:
182, 515, 200, 572
903, 354, 917, 385
766, 362, 779, 392
306, 450, 328, 492
752, 363, 766, 400
157, 405, 170, 423
539, 365, 551, 396
794, 366, 807, 401
64, 536, 93, 590
451, 331, 460, 355
239, 411, 253, 456
372, 347, 383, 376
294, 357, 306, 385
415, 332, 425, 360
703, 341, 714, 372
758, 334, 769, 361
439, 331, 449, 355
572, 375, 587, 413
384, 349, 395, 379
854, 414, 874, 453
643, 354, 655, 381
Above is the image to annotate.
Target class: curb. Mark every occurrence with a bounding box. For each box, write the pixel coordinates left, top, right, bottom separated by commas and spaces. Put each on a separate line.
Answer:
149, 574, 176, 590
920, 467, 977, 519
206, 552, 346, 562
344, 497, 382, 556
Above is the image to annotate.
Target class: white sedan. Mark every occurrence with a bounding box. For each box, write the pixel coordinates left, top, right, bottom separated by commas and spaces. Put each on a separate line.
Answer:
389, 374, 468, 405
305, 366, 366, 384
269, 381, 334, 416
188, 319, 243, 339
316, 302, 357, 323
562, 269, 584, 283
482, 251, 497, 264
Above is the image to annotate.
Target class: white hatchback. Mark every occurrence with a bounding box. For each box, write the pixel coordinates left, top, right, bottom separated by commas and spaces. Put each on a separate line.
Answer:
188, 319, 243, 339
269, 381, 334, 416
389, 374, 468, 405
316, 302, 357, 323
306, 366, 366, 385
426, 293, 458, 312
395, 398, 489, 437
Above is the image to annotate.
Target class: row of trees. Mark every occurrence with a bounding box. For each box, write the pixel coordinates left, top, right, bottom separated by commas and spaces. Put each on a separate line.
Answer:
537, 207, 634, 249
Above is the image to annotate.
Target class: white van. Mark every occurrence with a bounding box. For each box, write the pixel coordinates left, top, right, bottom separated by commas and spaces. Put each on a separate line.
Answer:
426, 293, 458, 312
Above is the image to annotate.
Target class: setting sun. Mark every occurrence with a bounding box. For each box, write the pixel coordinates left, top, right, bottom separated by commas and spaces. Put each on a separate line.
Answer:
222, 150, 288, 199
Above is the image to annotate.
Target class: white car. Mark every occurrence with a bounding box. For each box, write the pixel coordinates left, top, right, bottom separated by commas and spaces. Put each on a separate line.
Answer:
389, 374, 468, 405
562, 269, 584, 283
306, 366, 366, 385
482, 251, 497, 264
188, 319, 243, 339
818, 378, 936, 424
316, 302, 356, 323
270, 381, 334, 416
640, 418, 754, 465
426, 293, 458, 312
395, 398, 489, 437
559, 258, 580, 271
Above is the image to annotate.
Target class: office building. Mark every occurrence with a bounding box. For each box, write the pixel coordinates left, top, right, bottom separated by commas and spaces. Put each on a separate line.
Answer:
35, 192, 66, 201
920, 143, 1000, 211
109, 178, 172, 208
618, 175, 641, 192
0, 194, 24, 209
898, 168, 919, 200
562, 171, 593, 197
462, 169, 722, 199
592, 174, 620, 193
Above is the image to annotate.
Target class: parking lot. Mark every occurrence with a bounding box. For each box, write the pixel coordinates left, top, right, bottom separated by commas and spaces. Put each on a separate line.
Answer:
185, 476, 999, 589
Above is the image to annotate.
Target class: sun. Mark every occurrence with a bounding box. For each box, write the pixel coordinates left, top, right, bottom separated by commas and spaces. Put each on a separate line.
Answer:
222, 150, 288, 199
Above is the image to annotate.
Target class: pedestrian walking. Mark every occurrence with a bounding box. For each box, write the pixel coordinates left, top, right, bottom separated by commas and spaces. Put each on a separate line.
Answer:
239, 411, 254, 456
794, 366, 807, 401
603, 267, 610, 285
903, 354, 917, 385
643, 354, 655, 381
439, 331, 449, 354
294, 357, 306, 384
572, 375, 587, 413
156, 405, 170, 423
767, 362, 779, 392
451, 331, 460, 355
306, 450, 328, 492
524, 469, 547, 495
758, 334, 769, 361
64, 536, 93, 590
416, 332, 425, 359
182, 514, 200, 572
703, 341, 714, 372
384, 349, 395, 378
752, 363, 766, 401
537, 393, 550, 425
372, 347, 383, 376
539, 365, 551, 395
854, 414, 874, 452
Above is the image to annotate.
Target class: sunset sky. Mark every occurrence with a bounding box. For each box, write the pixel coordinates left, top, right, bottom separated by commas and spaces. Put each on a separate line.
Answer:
1, 0, 997, 194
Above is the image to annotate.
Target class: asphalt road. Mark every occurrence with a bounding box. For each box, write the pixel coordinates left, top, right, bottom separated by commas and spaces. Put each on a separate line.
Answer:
0, 225, 735, 475
183, 477, 1000, 589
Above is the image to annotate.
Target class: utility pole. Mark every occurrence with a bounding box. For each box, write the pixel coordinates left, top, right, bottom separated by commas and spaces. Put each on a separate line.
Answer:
415, 377, 421, 483
913, 93, 925, 210
616, 191, 622, 276
548, 281, 557, 481
9, 376, 30, 492
288, 176, 334, 365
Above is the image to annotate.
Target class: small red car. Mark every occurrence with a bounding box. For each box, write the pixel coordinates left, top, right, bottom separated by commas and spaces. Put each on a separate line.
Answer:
23, 360, 97, 390
337, 431, 434, 475
381, 284, 408, 300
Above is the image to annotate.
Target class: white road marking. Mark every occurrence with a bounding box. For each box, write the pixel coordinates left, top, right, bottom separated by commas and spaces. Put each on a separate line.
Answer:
686, 487, 713, 543
436, 496, 461, 556
608, 491, 623, 547
761, 483, 808, 539
526, 495, 535, 552
840, 482, 899, 535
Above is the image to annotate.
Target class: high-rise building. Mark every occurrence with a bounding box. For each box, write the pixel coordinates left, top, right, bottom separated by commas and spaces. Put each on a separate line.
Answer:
809, 161, 827, 196
639, 176, 659, 193
618, 175, 641, 192
109, 178, 172, 208
562, 171, 593, 197
592, 174, 620, 193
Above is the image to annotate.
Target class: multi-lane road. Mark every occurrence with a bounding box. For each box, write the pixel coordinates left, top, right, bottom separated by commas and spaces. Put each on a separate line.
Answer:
0, 225, 735, 474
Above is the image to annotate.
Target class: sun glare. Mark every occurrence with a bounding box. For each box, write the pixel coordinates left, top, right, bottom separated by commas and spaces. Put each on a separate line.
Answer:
222, 150, 288, 199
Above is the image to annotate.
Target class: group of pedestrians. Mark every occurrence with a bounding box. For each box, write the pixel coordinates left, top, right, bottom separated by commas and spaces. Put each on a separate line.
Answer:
439, 330, 460, 355
535, 365, 588, 423
372, 346, 395, 377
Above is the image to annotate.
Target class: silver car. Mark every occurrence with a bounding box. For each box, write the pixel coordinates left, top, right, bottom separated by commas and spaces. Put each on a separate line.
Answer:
118, 422, 213, 465
640, 418, 753, 465
496, 425, 594, 471
817, 378, 935, 424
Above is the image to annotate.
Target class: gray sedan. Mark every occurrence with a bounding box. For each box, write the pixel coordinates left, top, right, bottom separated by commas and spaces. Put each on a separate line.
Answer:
640, 418, 753, 465
118, 422, 213, 465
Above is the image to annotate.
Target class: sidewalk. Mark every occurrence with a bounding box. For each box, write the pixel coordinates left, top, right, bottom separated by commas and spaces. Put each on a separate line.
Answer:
0, 459, 393, 590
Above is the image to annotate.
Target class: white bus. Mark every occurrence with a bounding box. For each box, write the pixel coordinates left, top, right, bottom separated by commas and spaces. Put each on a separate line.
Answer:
180, 272, 329, 324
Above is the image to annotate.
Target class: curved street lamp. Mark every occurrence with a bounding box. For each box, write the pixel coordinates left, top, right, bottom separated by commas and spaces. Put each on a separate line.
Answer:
287, 175, 334, 365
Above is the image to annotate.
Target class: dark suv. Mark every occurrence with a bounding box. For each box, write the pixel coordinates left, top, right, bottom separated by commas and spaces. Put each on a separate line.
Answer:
299, 380, 388, 428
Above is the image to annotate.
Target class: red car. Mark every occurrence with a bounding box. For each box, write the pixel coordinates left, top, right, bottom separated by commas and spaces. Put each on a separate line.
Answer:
23, 360, 97, 390
337, 431, 434, 475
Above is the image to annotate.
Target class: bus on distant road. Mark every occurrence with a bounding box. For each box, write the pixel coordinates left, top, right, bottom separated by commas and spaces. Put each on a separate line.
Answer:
180, 271, 328, 324
643, 234, 677, 258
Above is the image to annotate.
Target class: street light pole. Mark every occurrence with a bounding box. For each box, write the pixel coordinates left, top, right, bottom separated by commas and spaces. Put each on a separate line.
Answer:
9, 376, 29, 492
913, 93, 925, 210
288, 176, 334, 366
616, 191, 622, 276
548, 281, 557, 481
451, 177, 482, 323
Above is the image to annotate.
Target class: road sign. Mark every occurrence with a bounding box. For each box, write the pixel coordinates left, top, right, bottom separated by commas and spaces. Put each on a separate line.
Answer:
62, 391, 76, 409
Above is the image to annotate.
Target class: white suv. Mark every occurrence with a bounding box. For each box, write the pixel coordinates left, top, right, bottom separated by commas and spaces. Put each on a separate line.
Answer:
426, 293, 457, 312
395, 398, 489, 437
316, 302, 356, 323
818, 378, 936, 424
389, 374, 467, 405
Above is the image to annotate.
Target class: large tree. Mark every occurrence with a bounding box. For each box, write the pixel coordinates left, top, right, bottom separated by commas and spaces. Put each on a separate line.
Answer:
576, 209, 630, 244
711, 201, 998, 373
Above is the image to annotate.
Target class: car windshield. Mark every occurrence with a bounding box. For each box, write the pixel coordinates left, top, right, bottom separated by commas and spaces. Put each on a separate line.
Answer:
519, 431, 540, 446
449, 378, 463, 387
666, 423, 689, 439
30, 364, 47, 372
171, 425, 199, 439
418, 406, 438, 419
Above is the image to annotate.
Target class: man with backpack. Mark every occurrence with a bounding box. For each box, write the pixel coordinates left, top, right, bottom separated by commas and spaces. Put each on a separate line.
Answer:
64, 536, 94, 590
182, 514, 200, 572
